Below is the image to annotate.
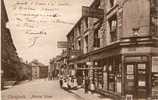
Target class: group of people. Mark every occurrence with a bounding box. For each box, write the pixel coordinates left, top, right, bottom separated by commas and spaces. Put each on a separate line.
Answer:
59, 75, 95, 94
59, 75, 78, 90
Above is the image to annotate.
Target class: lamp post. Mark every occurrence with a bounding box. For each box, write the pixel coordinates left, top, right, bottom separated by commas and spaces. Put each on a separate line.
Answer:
86, 61, 93, 93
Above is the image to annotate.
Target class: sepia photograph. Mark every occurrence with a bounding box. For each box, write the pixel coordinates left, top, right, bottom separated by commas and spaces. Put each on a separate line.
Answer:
1, 0, 158, 100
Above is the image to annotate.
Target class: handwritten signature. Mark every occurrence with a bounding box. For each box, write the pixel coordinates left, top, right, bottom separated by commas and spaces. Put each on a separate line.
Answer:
26, 31, 47, 35
28, 37, 39, 48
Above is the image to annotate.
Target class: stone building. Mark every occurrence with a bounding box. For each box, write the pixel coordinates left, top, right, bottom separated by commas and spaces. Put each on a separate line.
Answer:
1, 0, 22, 82
29, 60, 48, 79
66, 0, 158, 99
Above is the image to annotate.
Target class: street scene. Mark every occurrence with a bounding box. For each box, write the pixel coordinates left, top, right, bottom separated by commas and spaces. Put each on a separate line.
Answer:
1, 0, 158, 100
2, 79, 112, 100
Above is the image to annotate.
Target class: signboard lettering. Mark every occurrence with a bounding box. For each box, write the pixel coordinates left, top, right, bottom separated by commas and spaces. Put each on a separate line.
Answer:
57, 41, 68, 48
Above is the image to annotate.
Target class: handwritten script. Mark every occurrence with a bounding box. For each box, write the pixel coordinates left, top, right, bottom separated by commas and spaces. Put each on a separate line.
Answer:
12, 0, 73, 47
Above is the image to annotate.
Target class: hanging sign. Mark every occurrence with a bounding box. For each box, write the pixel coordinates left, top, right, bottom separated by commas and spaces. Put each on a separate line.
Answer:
82, 6, 104, 18
57, 41, 68, 48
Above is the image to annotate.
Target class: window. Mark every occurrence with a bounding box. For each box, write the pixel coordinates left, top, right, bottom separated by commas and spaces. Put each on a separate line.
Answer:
110, 0, 114, 7
109, 0, 117, 8
85, 17, 88, 28
151, 0, 158, 35
84, 35, 88, 53
152, 57, 158, 96
78, 24, 81, 35
125, 64, 135, 92
108, 14, 118, 42
93, 28, 100, 48
77, 40, 81, 50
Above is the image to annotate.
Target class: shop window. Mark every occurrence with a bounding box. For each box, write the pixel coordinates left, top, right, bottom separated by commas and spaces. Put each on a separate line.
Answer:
152, 57, 158, 96
93, 28, 100, 48
115, 63, 122, 93
126, 64, 135, 92
108, 14, 118, 42
108, 64, 115, 92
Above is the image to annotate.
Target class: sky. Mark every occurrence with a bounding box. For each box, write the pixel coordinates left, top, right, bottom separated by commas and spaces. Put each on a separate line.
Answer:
4, 0, 93, 65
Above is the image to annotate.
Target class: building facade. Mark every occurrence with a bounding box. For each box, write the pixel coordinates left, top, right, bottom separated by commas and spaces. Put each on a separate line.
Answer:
30, 60, 48, 79
1, 0, 23, 83
66, 0, 158, 99
31, 66, 40, 80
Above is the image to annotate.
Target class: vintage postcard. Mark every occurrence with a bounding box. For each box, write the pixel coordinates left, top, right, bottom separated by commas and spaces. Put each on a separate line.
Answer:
1, 0, 158, 100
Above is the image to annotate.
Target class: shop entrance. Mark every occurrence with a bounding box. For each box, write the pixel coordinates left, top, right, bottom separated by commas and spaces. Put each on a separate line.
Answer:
125, 63, 148, 99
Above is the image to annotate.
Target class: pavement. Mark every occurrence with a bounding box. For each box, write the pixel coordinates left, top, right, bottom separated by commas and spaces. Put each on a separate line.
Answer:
69, 88, 113, 100
2, 79, 81, 100
1, 79, 113, 100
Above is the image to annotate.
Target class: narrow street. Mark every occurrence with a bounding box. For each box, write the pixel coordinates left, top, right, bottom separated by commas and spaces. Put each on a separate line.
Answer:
2, 79, 84, 100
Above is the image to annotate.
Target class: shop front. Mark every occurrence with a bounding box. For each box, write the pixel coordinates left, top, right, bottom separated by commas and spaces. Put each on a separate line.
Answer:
68, 35, 158, 99
123, 55, 150, 99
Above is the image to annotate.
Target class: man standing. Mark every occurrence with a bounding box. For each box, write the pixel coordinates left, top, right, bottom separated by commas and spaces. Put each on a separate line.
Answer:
59, 76, 63, 88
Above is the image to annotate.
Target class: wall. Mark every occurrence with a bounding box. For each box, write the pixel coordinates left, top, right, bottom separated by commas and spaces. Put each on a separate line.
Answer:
39, 66, 48, 78
122, 0, 150, 37
1, 0, 22, 81
32, 66, 40, 79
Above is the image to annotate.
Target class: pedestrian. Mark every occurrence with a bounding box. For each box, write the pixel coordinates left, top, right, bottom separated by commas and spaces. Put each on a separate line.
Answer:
59, 76, 63, 88
62, 78, 68, 90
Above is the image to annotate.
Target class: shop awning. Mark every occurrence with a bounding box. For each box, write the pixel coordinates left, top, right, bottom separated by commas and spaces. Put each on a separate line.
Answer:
77, 67, 102, 70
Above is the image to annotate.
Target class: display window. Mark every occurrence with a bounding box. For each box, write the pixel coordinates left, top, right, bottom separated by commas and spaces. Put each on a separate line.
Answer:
152, 57, 158, 96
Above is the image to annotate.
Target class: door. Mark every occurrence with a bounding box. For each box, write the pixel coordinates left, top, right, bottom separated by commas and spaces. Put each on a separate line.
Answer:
125, 63, 148, 99
136, 63, 148, 98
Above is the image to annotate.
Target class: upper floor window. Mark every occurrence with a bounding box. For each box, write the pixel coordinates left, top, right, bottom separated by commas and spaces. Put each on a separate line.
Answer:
108, 0, 117, 10
78, 23, 81, 35
84, 35, 88, 53
110, 0, 114, 7
93, 28, 100, 48
77, 40, 81, 50
108, 14, 118, 42
151, 0, 158, 35
85, 17, 88, 28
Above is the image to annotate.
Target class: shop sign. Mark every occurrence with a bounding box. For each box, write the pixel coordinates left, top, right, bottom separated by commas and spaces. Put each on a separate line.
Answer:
138, 81, 146, 87
127, 75, 134, 80
127, 65, 134, 74
57, 41, 68, 48
138, 64, 146, 69
70, 50, 82, 55
82, 6, 104, 18
125, 56, 147, 62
